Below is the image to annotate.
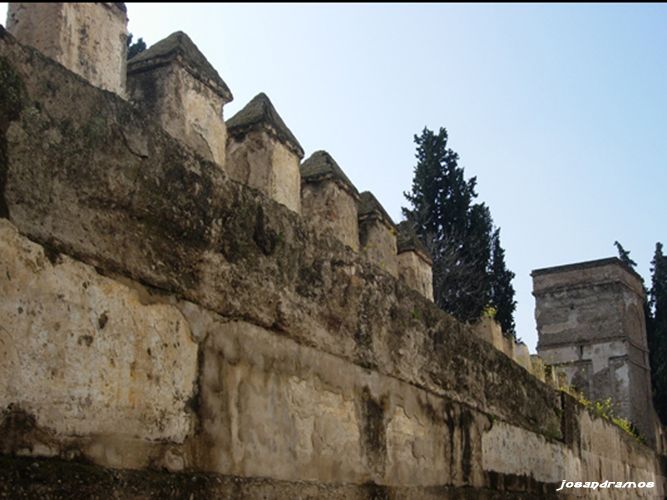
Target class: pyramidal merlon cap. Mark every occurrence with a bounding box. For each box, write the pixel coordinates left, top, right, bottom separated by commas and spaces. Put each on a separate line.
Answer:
127, 31, 232, 102
396, 220, 433, 264
300, 150, 360, 199
358, 191, 397, 231
226, 92, 304, 159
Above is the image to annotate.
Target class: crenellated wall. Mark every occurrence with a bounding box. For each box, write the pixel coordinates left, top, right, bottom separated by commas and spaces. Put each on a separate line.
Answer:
1, 6, 666, 499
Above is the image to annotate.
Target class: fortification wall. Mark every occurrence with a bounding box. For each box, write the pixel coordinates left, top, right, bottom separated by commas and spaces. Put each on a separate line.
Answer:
0, 23, 666, 499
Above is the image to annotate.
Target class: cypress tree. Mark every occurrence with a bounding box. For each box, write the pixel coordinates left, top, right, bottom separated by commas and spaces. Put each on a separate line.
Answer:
649, 242, 667, 423
403, 127, 515, 330
490, 228, 517, 338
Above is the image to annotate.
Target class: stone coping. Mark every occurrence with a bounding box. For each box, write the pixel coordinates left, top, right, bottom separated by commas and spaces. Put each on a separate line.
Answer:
358, 191, 397, 232
300, 150, 360, 199
396, 220, 432, 264
226, 92, 304, 158
127, 31, 232, 102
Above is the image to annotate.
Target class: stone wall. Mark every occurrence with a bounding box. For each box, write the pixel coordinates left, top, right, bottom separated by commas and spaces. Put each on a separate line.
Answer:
0, 17, 666, 500
1, 215, 665, 498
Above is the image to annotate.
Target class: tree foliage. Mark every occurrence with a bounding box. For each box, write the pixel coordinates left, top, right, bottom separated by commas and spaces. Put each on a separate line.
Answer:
614, 240, 637, 269
127, 33, 147, 60
648, 242, 667, 424
403, 127, 516, 335
490, 228, 516, 336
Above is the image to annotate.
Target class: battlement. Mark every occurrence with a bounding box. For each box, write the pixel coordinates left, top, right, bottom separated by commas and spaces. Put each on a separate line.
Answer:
1, 5, 665, 498
126, 30, 232, 167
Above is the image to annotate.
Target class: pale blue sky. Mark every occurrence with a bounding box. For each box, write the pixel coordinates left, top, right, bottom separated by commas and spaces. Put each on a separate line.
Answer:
3, 3, 666, 352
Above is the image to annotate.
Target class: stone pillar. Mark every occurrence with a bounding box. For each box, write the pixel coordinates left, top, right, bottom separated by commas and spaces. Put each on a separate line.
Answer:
300, 151, 360, 249
358, 192, 398, 278
126, 31, 233, 167
396, 221, 433, 300
533, 257, 656, 445
6, 2, 128, 95
225, 93, 303, 213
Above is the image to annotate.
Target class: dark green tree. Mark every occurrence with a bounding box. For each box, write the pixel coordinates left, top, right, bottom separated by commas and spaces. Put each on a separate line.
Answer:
403, 127, 515, 329
648, 242, 667, 423
490, 228, 516, 337
127, 33, 147, 60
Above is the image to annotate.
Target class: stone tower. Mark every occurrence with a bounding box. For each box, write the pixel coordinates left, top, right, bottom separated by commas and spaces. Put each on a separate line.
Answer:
6, 3, 129, 95
533, 257, 657, 445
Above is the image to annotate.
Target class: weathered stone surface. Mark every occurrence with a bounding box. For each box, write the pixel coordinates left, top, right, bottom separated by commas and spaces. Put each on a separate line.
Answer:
0, 23, 558, 440
533, 258, 656, 446
300, 150, 361, 249
128, 30, 231, 100
358, 191, 399, 278
300, 149, 358, 193
194, 319, 470, 486
0, 218, 198, 469
6, 2, 128, 95
127, 31, 232, 167
396, 221, 431, 259
226, 93, 303, 212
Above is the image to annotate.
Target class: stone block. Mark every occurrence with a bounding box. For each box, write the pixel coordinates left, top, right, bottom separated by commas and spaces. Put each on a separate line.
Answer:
300, 150, 360, 248
0, 219, 198, 469
127, 31, 232, 167
194, 318, 490, 487
6, 2, 128, 95
226, 93, 303, 213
